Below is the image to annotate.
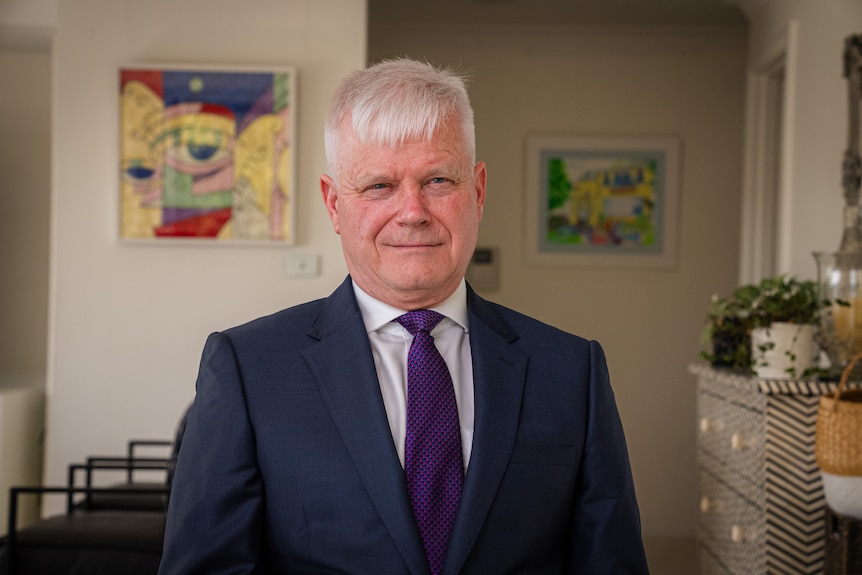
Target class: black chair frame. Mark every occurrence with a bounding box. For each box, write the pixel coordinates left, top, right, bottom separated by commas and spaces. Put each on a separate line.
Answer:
124, 441, 172, 483
67, 457, 172, 512
3, 485, 171, 575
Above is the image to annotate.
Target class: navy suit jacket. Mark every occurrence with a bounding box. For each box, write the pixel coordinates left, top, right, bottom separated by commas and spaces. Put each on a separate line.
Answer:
159, 277, 649, 574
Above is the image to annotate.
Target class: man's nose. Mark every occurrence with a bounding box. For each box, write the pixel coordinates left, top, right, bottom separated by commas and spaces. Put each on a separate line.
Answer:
396, 183, 430, 225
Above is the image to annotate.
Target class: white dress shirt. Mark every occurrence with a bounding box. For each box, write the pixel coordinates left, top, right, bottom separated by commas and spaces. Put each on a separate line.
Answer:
352, 280, 475, 470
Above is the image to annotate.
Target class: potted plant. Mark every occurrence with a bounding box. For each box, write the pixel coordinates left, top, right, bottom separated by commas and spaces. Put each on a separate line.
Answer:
700, 293, 753, 370
736, 275, 822, 378
701, 276, 823, 377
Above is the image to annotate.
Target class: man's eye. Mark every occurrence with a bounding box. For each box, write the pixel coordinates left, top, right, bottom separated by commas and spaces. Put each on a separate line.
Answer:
429, 177, 451, 185
365, 183, 390, 191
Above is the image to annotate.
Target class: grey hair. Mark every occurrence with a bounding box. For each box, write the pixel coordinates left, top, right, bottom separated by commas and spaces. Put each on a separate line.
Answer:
324, 58, 476, 181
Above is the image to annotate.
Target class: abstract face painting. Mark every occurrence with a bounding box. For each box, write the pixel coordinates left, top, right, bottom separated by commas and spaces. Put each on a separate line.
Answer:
120, 67, 296, 242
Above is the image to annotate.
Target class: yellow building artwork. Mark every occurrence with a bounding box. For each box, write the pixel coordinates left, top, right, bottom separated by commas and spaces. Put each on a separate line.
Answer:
544, 154, 661, 250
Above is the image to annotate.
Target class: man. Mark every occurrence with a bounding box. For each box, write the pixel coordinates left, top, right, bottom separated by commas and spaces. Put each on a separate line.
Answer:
159, 58, 649, 574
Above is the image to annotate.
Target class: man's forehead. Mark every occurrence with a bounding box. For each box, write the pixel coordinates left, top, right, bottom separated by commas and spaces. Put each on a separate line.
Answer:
348, 147, 470, 178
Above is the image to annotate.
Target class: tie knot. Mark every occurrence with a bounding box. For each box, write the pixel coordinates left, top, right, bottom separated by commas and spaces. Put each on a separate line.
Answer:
396, 309, 444, 335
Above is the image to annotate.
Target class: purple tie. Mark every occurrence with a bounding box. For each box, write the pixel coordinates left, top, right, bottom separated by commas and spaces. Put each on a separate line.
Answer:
396, 310, 464, 575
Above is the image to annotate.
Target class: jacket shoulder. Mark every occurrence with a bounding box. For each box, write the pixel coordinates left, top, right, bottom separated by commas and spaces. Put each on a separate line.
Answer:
469, 291, 592, 349
217, 298, 327, 350
217, 277, 360, 349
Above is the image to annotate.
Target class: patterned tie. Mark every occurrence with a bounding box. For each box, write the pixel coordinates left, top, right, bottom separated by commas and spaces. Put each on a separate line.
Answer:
396, 310, 464, 575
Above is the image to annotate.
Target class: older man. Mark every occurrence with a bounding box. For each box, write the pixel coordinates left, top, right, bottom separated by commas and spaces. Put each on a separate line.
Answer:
159, 58, 649, 574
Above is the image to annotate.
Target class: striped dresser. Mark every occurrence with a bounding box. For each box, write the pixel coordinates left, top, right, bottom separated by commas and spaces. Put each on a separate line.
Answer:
690, 364, 860, 575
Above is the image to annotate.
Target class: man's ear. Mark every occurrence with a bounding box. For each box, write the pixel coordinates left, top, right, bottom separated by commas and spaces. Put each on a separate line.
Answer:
473, 161, 487, 221
320, 174, 341, 234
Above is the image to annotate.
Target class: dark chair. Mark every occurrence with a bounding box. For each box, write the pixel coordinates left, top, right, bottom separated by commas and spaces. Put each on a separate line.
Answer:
0, 406, 191, 575
3, 485, 169, 575
68, 456, 173, 513
66, 432, 176, 513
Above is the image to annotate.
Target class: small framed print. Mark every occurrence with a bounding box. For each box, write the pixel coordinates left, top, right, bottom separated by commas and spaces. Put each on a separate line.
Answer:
525, 135, 680, 268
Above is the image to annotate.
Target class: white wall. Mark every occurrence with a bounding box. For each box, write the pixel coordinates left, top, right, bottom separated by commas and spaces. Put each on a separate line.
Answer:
740, 0, 862, 278
44, 0, 365, 512
370, 26, 748, 538
0, 49, 50, 379
0, 0, 54, 50
0, 0, 56, 24
11, 0, 860, 548
6, 0, 752, 544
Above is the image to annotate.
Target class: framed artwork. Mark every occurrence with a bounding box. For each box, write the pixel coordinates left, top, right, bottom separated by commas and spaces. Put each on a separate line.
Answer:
119, 64, 297, 244
524, 135, 680, 268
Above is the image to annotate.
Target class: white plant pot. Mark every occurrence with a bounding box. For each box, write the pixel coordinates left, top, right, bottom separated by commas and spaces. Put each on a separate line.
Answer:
821, 471, 862, 519
751, 322, 816, 379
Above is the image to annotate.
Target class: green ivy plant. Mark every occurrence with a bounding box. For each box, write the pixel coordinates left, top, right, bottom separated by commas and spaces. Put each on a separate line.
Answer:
732, 275, 821, 328
699, 293, 753, 369
700, 276, 832, 374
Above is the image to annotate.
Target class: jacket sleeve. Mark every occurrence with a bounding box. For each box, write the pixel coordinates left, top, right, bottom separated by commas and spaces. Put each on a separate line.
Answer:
567, 340, 650, 574
158, 332, 263, 575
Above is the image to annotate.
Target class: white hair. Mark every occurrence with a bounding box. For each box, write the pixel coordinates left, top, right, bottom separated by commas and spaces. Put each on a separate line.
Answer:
324, 58, 476, 181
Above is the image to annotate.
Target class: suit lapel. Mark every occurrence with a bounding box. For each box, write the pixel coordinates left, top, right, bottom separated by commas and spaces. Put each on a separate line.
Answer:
444, 289, 528, 574
301, 280, 527, 575
301, 278, 429, 575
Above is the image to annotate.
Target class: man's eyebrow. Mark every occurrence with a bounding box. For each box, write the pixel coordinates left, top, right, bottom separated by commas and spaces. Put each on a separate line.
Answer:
349, 172, 394, 187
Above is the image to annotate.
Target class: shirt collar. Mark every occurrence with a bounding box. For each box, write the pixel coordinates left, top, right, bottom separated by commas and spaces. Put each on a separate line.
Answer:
351, 279, 469, 333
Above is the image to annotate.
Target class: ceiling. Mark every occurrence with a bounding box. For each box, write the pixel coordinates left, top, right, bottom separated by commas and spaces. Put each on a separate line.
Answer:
0, 0, 750, 53
369, 0, 748, 29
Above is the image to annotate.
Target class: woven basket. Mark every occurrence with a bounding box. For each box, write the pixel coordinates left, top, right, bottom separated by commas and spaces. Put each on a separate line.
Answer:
816, 353, 862, 476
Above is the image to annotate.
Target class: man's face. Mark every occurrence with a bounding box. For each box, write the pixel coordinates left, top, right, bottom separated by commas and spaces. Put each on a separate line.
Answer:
321, 120, 486, 309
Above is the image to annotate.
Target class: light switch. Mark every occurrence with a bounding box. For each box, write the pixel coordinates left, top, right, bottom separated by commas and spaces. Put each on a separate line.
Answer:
466, 247, 500, 292
283, 252, 320, 277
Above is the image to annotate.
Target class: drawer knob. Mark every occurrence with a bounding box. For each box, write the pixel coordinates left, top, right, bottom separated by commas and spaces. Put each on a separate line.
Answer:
730, 433, 746, 450
700, 417, 713, 432
731, 525, 747, 543
699, 496, 712, 513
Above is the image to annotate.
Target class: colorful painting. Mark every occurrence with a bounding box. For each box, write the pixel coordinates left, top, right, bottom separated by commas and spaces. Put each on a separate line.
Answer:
525, 136, 680, 268
119, 65, 296, 243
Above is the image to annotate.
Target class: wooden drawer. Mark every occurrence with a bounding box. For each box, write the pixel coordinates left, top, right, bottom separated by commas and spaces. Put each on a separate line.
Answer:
699, 373, 765, 410
699, 541, 731, 575
693, 365, 832, 575
699, 468, 765, 575
698, 391, 766, 491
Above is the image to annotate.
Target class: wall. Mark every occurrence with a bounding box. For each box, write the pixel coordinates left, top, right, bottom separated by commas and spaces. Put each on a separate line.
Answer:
0, 0, 55, 50
10, 0, 860, 550
370, 25, 748, 538
6, 0, 751, 543
0, 49, 50, 380
739, 0, 862, 278
43, 0, 365, 512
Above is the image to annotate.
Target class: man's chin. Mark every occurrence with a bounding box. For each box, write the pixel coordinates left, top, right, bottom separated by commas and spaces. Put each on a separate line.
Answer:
375, 275, 460, 308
